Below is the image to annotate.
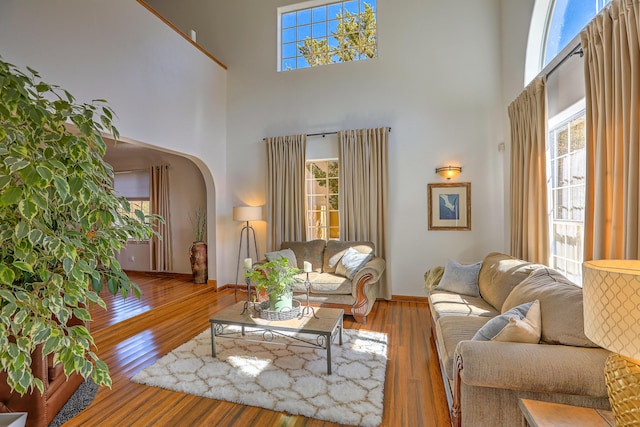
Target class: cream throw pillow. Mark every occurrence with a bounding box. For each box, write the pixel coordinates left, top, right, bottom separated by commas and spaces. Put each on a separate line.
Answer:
472, 300, 541, 344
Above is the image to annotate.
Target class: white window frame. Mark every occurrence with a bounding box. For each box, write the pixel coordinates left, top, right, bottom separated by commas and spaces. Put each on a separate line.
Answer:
547, 99, 586, 285
305, 158, 339, 241
277, 0, 377, 72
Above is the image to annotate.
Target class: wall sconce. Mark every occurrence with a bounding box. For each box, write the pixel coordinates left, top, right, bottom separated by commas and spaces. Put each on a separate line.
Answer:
436, 166, 462, 180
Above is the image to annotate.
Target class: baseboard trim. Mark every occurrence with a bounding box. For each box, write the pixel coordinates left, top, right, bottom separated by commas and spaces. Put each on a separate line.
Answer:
124, 270, 217, 289
219, 283, 255, 292
389, 295, 430, 303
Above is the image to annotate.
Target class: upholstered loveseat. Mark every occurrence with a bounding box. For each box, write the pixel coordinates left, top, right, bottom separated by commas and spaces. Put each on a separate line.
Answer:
426, 252, 611, 427
267, 240, 385, 323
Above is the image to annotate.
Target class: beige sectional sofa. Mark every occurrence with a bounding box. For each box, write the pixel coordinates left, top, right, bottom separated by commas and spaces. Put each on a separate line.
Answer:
270, 240, 385, 323
427, 252, 611, 427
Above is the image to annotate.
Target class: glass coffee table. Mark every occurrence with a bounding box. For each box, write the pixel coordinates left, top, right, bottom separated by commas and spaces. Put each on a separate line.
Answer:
209, 301, 344, 374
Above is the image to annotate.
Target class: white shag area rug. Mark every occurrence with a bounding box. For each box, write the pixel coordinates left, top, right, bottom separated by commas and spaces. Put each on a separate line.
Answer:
132, 326, 387, 427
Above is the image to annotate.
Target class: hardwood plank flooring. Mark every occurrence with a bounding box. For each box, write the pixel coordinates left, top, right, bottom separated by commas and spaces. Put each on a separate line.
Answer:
67, 272, 450, 426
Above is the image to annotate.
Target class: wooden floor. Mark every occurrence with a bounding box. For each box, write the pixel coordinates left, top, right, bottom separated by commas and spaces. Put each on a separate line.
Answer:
66, 272, 450, 426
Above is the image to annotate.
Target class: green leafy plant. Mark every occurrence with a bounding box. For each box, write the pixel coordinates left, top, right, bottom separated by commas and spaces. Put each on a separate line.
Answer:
189, 207, 206, 242
0, 57, 160, 395
244, 257, 301, 299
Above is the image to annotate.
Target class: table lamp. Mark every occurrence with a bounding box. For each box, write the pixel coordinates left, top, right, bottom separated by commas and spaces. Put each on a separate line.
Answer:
583, 260, 640, 426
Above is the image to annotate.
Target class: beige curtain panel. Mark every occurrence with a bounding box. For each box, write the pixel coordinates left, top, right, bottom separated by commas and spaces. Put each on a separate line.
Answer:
150, 164, 172, 271
266, 134, 307, 251
581, 0, 640, 260
508, 76, 550, 264
339, 127, 390, 299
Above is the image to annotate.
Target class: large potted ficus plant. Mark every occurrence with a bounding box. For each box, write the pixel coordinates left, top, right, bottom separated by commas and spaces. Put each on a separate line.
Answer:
0, 57, 160, 395
245, 257, 301, 312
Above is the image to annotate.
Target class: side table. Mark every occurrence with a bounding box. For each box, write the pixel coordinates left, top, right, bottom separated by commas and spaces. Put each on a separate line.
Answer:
519, 399, 615, 427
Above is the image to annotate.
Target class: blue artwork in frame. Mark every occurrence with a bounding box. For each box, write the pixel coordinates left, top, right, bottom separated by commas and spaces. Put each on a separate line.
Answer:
428, 183, 471, 230
438, 194, 460, 220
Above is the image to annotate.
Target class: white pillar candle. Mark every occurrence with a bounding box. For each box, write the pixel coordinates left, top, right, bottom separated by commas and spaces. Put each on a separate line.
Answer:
244, 258, 252, 270
304, 261, 312, 273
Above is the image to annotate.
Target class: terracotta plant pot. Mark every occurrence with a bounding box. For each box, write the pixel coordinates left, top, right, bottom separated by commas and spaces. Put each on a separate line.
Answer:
189, 241, 208, 284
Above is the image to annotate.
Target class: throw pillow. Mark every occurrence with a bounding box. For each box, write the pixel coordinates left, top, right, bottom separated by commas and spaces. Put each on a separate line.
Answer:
335, 247, 373, 280
472, 300, 541, 343
264, 248, 298, 268
502, 268, 597, 347
435, 259, 482, 297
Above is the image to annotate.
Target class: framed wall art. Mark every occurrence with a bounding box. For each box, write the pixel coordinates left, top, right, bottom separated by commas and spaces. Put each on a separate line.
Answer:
427, 182, 471, 230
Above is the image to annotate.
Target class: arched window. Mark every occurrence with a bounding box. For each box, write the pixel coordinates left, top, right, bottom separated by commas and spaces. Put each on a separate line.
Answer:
526, 0, 610, 81
544, 0, 610, 67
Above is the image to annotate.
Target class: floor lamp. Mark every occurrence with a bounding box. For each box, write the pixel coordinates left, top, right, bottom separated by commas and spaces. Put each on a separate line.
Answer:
233, 206, 262, 298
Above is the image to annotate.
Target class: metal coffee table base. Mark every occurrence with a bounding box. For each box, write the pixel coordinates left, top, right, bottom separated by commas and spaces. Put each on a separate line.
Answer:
209, 302, 344, 374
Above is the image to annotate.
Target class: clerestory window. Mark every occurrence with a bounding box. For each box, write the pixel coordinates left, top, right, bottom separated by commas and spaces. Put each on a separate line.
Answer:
278, 0, 377, 72
543, 0, 610, 67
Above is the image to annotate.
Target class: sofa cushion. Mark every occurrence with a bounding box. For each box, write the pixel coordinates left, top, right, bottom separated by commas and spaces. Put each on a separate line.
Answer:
281, 240, 326, 271
291, 272, 320, 292
429, 290, 499, 323
502, 268, 598, 347
435, 316, 491, 380
323, 240, 374, 273
477, 252, 544, 311
436, 259, 482, 297
264, 248, 298, 267
335, 247, 373, 280
472, 300, 541, 343
309, 273, 352, 295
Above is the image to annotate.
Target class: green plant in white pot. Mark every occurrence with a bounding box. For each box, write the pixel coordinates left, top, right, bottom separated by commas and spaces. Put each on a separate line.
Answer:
0, 57, 160, 395
245, 257, 301, 311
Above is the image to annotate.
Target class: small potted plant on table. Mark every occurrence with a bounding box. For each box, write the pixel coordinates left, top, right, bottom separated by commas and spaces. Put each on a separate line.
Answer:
245, 257, 300, 312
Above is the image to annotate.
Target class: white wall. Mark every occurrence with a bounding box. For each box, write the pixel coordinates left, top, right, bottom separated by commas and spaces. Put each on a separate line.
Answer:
148, 0, 508, 296
0, 0, 227, 282
499, 0, 537, 251
0, 0, 548, 296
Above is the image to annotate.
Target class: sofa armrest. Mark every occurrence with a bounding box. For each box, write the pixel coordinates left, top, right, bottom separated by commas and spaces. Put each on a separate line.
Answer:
351, 256, 385, 291
454, 340, 609, 397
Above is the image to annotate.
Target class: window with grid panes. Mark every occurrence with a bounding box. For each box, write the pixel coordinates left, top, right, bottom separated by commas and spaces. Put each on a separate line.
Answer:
548, 113, 586, 284
118, 200, 151, 241
278, 0, 377, 71
306, 160, 339, 240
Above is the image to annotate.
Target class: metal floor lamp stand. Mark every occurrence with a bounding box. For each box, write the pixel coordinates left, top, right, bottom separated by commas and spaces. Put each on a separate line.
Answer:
235, 221, 259, 300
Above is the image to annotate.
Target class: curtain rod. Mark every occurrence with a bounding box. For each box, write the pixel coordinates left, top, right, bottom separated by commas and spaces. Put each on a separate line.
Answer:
114, 168, 149, 174
263, 127, 391, 141
545, 43, 583, 78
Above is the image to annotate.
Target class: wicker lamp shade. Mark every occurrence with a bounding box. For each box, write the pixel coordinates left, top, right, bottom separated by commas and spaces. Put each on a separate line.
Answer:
583, 260, 640, 426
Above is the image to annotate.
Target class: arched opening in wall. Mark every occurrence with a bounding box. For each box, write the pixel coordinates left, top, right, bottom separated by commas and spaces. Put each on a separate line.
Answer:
103, 139, 214, 281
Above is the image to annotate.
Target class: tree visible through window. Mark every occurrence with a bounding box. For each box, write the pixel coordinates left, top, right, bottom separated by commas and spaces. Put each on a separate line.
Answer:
306, 160, 339, 240
279, 0, 377, 71
118, 200, 151, 241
